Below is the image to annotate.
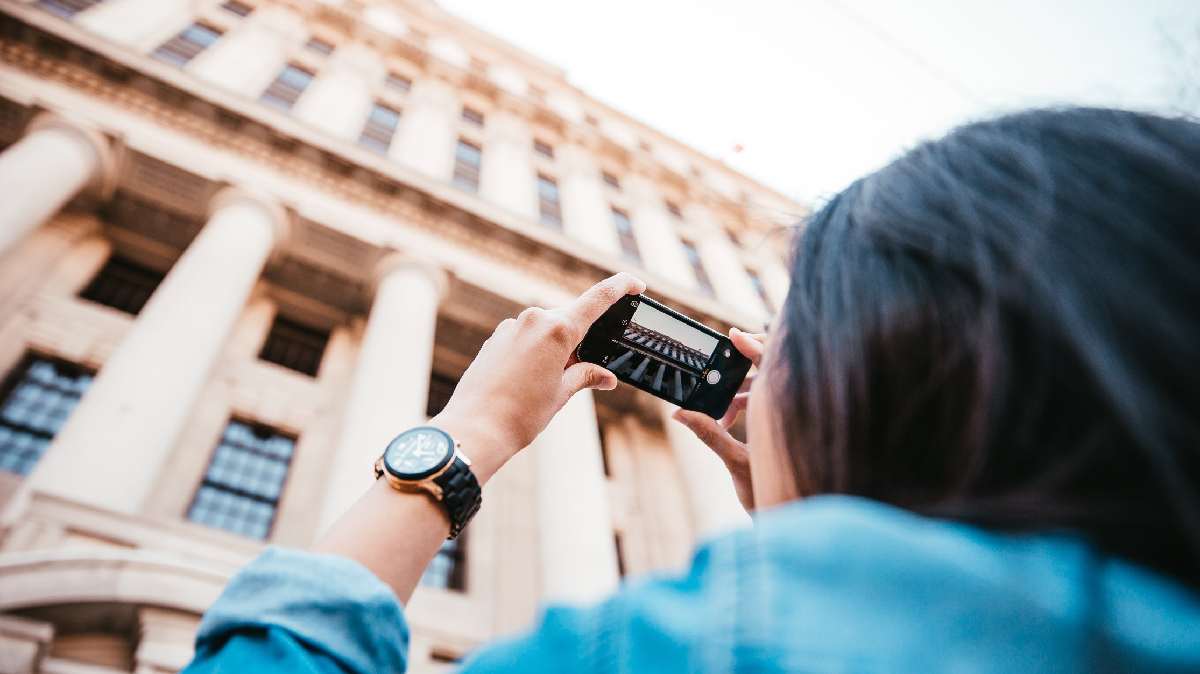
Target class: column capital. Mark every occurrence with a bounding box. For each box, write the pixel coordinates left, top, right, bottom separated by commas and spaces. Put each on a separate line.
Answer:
372, 251, 449, 300
208, 186, 293, 248
28, 111, 119, 200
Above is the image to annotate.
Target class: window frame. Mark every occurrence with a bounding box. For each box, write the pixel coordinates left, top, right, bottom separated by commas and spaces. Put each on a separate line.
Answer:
186, 418, 297, 540
0, 354, 94, 476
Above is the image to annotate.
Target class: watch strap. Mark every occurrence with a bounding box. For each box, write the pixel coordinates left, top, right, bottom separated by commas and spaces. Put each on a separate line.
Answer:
432, 456, 482, 539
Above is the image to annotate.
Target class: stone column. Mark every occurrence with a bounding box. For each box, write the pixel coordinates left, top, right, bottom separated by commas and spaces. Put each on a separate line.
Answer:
626, 174, 694, 286
293, 42, 384, 140
75, 0, 192, 52
317, 255, 447, 531
27, 188, 290, 514
479, 107, 537, 219
685, 202, 769, 318
189, 6, 306, 96
660, 401, 750, 540
557, 142, 620, 255
535, 390, 620, 603
0, 114, 113, 258
394, 76, 460, 180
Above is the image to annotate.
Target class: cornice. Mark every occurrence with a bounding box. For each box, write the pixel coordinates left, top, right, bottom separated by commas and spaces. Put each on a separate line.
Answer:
0, 6, 765, 332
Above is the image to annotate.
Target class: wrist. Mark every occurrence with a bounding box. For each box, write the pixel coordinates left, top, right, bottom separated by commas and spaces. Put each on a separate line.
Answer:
428, 411, 517, 485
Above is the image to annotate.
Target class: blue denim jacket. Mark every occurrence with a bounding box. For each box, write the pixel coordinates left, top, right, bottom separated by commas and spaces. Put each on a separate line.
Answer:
183, 496, 1200, 673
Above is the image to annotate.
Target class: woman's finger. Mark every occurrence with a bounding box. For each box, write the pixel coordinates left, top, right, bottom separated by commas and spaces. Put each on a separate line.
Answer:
673, 409, 748, 467
564, 272, 646, 333
730, 327, 767, 367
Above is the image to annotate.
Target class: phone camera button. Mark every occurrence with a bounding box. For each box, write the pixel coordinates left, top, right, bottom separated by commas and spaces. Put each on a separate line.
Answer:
705, 370, 721, 385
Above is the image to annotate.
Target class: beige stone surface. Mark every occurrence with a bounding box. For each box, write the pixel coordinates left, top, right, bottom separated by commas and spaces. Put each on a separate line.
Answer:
0, 1, 803, 670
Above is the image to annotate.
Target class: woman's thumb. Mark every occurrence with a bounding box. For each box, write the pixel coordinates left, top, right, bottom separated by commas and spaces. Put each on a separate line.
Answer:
561, 362, 619, 396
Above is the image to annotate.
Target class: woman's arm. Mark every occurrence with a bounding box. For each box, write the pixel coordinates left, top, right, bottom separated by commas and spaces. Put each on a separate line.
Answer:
312, 272, 646, 603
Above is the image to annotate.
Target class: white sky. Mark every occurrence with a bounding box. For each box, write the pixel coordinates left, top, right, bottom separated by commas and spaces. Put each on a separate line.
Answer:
439, 0, 1199, 205
631, 302, 719, 356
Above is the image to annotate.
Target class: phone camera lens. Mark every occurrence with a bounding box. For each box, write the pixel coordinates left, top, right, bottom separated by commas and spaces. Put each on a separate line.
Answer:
706, 371, 721, 385
723, 348, 731, 357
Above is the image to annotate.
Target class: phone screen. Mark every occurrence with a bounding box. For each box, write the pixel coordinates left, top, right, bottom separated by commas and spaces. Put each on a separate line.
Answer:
608, 300, 718, 404
577, 295, 751, 418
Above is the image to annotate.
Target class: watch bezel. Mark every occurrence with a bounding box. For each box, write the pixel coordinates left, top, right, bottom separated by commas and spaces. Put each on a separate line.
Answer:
381, 426, 455, 481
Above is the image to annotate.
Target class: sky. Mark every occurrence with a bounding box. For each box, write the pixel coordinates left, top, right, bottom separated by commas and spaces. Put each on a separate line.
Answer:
438, 0, 1199, 206
631, 302, 719, 356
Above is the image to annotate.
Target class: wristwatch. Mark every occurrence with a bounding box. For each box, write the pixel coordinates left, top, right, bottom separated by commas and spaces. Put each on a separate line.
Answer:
374, 426, 482, 539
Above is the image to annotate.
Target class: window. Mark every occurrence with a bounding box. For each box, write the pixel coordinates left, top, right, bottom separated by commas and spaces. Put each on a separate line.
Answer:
533, 139, 554, 159
665, 200, 683, 219
614, 533, 627, 577
385, 72, 411, 94
79, 255, 164, 315
426, 371, 458, 418
611, 207, 640, 264
35, 0, 103, 18
452, 139, 482, 192
220, 0, 253, 17
305, 37, 334, 56
746, 268, 773, 311
152, 23, 223, 67
537, 174, 562, 228
461, 106, 484, 127
420, 535, 466, 590
359, 101, 401, 153
258, 315, 329, 377
0, 355, 92, 476
260, 63, 314, 111
187, 420, 295, 540
602, 171, 620, 190
681, 239, 714, 296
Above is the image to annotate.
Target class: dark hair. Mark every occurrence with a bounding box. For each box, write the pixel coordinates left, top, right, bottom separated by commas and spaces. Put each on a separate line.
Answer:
774, 108, 1200, 587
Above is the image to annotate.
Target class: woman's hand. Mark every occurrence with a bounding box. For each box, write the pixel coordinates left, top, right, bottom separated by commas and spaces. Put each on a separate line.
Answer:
672, 328, 765, 512
432, 273, 646, 483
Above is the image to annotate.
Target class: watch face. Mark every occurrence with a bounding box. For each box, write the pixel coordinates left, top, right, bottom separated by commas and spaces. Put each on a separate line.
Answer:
383, 427, 454, 479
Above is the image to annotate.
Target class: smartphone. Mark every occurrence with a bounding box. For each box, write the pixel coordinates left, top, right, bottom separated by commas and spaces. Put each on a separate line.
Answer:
576, 294, 752, 419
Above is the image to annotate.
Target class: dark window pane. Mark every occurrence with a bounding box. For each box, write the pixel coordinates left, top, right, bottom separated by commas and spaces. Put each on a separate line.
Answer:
79, 255, 164, 316
461, 107, 484, 126
35, 0, 103, 18
258, 315, 329, 377
611, 208, 640, 264
420, 534, 466, 591
533, 139, 554, 159
385, 73, 411, 93
452, 139, 481, 192
305, 37, 334, 55
187, 419, 295, 540
260, 64, 314, 111
426, 371, 458, 418
681, 239, 714, 296
152, 23, 223, 67
0, 355, 93, 476
359, 102, 401, 154
746, 268, 773, 311
537, 174, 561, 228
614, 533, 627, 577
220, 0, 253, 17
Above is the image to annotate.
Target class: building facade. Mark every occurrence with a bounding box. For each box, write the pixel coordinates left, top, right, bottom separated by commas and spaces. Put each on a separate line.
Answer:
0, 1, 803, 671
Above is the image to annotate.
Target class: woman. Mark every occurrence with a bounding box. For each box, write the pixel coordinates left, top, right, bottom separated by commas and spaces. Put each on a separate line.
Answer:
183, 108, 1200, 673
